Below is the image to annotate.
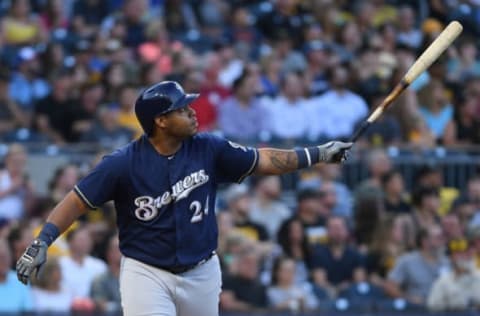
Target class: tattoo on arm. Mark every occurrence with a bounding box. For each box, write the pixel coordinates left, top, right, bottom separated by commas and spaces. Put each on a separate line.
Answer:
256, 149, 298, 175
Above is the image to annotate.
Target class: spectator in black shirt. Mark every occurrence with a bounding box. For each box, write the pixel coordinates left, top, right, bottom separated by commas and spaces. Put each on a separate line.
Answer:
220, 248, 268, 311
310, 216, 366, 296
34, 70, 78, 143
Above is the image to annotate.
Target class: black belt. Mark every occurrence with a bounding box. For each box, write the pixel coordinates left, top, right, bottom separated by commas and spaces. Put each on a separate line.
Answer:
163, 252, 216, 274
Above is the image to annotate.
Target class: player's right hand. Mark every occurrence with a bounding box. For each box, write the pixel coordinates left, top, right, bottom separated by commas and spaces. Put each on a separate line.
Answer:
16, 239, 48, 285
318, 141, 353, 163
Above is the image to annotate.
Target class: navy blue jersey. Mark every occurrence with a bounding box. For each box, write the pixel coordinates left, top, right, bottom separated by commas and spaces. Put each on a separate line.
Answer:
74, 133, 258, 268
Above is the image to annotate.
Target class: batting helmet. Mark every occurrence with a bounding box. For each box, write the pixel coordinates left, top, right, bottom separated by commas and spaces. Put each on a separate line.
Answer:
135, 81, 199, 136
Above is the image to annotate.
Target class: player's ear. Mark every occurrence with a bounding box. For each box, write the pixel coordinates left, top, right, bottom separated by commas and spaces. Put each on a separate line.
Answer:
154, 116, 168, 129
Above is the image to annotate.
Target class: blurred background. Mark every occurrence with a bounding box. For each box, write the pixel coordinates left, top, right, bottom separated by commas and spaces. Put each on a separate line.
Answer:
0, 0, 480, 315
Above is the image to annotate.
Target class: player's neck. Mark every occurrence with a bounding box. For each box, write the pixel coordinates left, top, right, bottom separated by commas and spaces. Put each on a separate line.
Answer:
148, 135, 183, 156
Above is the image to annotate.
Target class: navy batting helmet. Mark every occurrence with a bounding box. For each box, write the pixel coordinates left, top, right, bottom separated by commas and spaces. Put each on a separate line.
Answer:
135, 81, 199, 136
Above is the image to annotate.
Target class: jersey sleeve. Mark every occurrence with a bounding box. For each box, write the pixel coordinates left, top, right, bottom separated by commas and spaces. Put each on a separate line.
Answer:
74, 152, 124, 209
209, 135, 258, 184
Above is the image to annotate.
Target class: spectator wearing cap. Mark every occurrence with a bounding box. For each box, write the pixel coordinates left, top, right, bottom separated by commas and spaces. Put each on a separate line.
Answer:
248, 176, 291, 240
279, 188, 328, 246
385, 225, 449, 305
0, 144, 35, 220
0, 238, 33, 313
309, 216, 366, 297
427, 238, 480, 311
218, 70, 269, 142
8, 47, 50, 114
266, 71, 311, 142
309, 65, 368, 140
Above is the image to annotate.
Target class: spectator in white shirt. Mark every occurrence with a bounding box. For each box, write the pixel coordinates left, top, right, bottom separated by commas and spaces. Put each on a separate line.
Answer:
266, 72, 311, 141
396, 6, 423, 50
309, 65, 368, 140
31, 257, 74, 312
59, 225, 107, 300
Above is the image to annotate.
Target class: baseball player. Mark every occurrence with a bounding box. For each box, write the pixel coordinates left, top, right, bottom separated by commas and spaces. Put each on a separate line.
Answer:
16, 81, 352, 316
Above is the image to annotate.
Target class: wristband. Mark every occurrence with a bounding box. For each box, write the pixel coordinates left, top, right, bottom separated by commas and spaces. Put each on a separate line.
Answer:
295, 147, 320, 168
37, 222, 60, 246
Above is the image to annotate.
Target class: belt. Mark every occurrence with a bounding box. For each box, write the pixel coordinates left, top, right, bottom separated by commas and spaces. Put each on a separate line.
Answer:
163, 252, 216, 275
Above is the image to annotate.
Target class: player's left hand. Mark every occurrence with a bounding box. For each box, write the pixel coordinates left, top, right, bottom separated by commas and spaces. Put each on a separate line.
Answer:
318, 141, 353, 163
16, 239, 48, 285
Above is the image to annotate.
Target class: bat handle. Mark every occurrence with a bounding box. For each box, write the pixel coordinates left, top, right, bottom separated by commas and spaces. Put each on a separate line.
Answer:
349, 121, 371, 143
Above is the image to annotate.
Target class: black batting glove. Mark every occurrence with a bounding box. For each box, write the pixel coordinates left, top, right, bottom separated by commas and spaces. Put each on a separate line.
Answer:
16, 239, 48, 285
318, 141, 353, 163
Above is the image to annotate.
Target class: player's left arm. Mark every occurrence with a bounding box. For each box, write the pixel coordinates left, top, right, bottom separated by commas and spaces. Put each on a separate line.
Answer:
254, 141, 352, 175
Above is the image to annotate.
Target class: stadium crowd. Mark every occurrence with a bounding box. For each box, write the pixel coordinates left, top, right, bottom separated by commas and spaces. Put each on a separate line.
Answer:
0, 0, 480, 314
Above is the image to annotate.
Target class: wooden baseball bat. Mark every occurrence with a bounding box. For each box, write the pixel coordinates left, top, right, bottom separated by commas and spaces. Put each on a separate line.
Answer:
350, 20, 463, 142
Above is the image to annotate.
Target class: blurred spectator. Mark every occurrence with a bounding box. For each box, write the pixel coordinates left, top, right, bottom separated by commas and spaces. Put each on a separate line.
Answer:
39, 0, 69, 32
90, 234, 121, 313
280, 188, 328, 245
31, 257, 74, 312
0, 238, 32, 312
447, 37, 480, 83
414, 165, 459, 216
102, 62, 129, 103
385, 225, 448, 305
311, 65, 368, 140
218, 70, 269, 141
0, 144, 35, 220
417, 79, 453, 141
220, 248, 268, 311
266, 71, 311, 142
355, 149, 392, 199
310, 216, 366, 296
367, 215, 412, 287
8, 47, 50, 114
258, 53, 281, 97
7, 222, 34, 269
138, 20, 175, 75
162, 0, 198, 37
48, 164, 79, 204
382, 170, 412, 214
469, 227, 480, 268
70, 82, 105, 140
224, 184, 268, 243
354, 196, 385, 250
441, 214, 465, 242
116, 84, 142, 138
410, 186, 441, 233
396, 5, 423, 49
267, 256, 319, 312
276, 219, 311, 286
248, 176, 291, 240
72, 0, 109, 38
59, 225, 107, 299
0, 0, 46, 46
303, 40, 330, 96
224, 6, 260, 58
81, 106, 134, 148
183, 70, 218, 132
443, 92, 480, 145
34, 70, 79, 143
0, 74, 28, 135
427, 238, 480, 311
